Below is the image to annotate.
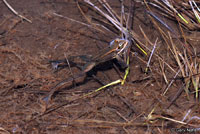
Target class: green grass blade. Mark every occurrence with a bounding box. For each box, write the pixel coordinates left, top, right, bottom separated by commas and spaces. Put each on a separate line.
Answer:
83, 79, 122, 97
121, 56, 130, 85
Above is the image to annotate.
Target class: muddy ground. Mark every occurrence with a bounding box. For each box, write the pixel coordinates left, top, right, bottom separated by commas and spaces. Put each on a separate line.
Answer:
0, 0, 200, 134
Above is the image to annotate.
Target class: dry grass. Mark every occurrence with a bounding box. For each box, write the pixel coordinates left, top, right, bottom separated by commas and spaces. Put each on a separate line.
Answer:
0, 0, 200, 133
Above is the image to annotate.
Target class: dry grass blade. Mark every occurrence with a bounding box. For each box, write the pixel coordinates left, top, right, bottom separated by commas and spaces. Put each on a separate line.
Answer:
83, 0, 125, 34
146, 38, 158, 72
76, 1, 109, 33
168, 32, 192, 99
146, 11, 175, 34
139, 26, 154, 46
187, 115, 200, 124
182, 109, 191, 122
2, 0, 200, 133
139, 26, 176, 73
189, 1, 200, 23
147, 3, 199, 98
2, 0, 32, 23
169, 33, 185, 77
159, 59, 168, 84
168, 30, 200, 100
53, 12, 110, 34
162, 69, 180, 95
71, 119, 161, 128
149, 0, 200, 30
98, 0, 120, 21
0, 127, 10, 134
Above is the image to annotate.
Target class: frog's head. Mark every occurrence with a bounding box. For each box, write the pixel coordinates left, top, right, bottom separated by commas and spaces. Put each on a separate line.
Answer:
110, 38, 129, 54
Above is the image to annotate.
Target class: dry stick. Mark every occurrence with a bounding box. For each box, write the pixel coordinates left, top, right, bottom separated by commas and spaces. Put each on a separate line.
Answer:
70, 119, 162, 127
119, 0, 129, 39
194, 53, 200, 99
190, 1, 200, 23
159, 59, 168, 84
64, 53, 75, 85
139, 26, 154, 46
166, 33, 190, 97
83, 0, 132, 55
169, 33, 186, 77
146, 1, 193, 55
148, 2, 177, 25
168, 32, 193, 98
166, 31, 195, 105
53, 12, 110, 33
145, 2, 178, 54
145, 1, 193, 102
120, 0, 125, 38
126, 0, 132, 30
69, 116, 198, 128
150, 0, 173, 14
166, 83, 185, 109
162, 69, 180, 95
84, 0, 127, 35
173, 5, 193, 55
123, 1, 134, 62
98, 0, 119, 22
77, 1, 119, 36
147, 11, 175, 34
182, 109, 191, 122
146, 38, 158, 71
83, 0, 131, 62
139, 26, 176, 74
76, 1, 109, 34
25, 101, 80, 129
193, 0, 200, 13
188, 49, 200, 100
178, 52, 192, 77
2, 0, 32, 23
0, 126, 10, 134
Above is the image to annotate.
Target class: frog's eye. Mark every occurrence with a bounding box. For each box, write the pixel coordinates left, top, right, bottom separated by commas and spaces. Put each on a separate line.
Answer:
110, 38, 128, 53
117, 41, 124, 50
116, 40, 129, 54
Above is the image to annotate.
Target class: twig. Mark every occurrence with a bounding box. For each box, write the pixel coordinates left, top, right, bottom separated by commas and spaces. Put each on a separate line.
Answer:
0, 127, 10, 134
146, 38, 158, 72
64, 53, 73, 76
2, 0, 32, 23
182, 109, 191, 122
53, 12, 111, 33
162, 69, 180, 95
166, 83, 185, 109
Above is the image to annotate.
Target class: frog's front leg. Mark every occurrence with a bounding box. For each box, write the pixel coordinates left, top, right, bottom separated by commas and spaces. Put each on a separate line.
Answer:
49, 55, 93, 70
115, 55, 128, 69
